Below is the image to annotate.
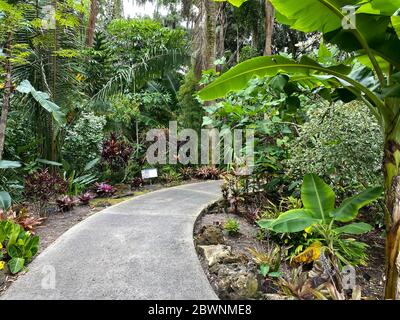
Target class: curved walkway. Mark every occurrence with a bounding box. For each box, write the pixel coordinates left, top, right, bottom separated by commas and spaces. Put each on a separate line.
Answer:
2, 181, 222, 300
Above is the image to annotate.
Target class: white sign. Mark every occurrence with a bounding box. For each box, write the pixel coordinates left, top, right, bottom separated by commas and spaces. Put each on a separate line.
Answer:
141, 168, 158, 179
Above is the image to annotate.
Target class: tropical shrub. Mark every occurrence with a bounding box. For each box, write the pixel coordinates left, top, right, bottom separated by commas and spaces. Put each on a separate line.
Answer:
258, 174, 382, 267
24, 169, 68, 214
62, 112, 106, 172
0, 219, 39, 274
101, 133, 133, 174
286, 102, 383, 198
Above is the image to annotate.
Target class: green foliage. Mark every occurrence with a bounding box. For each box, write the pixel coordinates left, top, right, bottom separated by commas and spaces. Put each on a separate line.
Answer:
16, 80, 65, 124
107, 18, 187, 64
0, 219, 39, 274
247, 245, 282, 278
201, 75, 308, 183
286, 102, 383, 197
258, 174, 382, 266
62, 112, 106, 172
0, 191, 11, 211
177, 70, 204, 132
223, 218, 240, 235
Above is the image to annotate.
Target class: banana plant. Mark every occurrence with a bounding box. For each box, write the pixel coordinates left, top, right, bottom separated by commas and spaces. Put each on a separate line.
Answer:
200, 0, 400, 299
258, 174, 382, 266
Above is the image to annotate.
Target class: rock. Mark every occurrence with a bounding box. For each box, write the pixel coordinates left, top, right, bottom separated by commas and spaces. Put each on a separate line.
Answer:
221, 253, 248, 264
198, 245, 232, 266
195, 225, 224, 246
210, 262, 246, 276
216, 268, 260, 300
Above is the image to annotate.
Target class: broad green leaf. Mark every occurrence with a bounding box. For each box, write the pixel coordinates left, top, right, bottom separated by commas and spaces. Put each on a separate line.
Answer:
8, 257, 25, 274
267, 209, 318, 233
356, 54, 390, 76
301, 174, 335, 221
15, 80, 34, 94
260, 264, 270, 277
0, 160, 21, 169
269, 74, 289, 91
215, 0, 247, 7
331, 187, 383, 222
16, 80, 65, 124
0, 191, 11, 211
7, 244, 23, 259
358, 0, 400, 16
270, 0, 363, 34
197, 55, 383, 111
257, 219, 274, 229
318, 42, 334, 65
333, 222, 373, 235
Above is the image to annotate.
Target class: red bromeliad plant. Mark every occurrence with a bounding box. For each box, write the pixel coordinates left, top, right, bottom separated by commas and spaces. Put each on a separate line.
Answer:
101, 133, 133, 171
78, 192, 94, 205
56, 195, 78, 213
95, 182, 116, 197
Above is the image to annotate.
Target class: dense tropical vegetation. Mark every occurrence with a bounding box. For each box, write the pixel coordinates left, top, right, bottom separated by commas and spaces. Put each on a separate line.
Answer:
1, 0, 399, 300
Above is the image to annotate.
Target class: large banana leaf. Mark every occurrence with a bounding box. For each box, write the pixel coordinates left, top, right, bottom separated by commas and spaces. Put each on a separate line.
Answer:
270, 0, 400, 71
330, 186, 383, 222
16, 80, 65, 124
357, 0, 400, 15
301, 174, 335, 221
333, 222, 373, 235
198, 55, 384, 110
270, 0, 364, 33
257, 209, 318, 233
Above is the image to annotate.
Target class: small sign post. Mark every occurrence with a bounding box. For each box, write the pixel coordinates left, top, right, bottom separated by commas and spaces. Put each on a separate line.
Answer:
141, 168, 158, 185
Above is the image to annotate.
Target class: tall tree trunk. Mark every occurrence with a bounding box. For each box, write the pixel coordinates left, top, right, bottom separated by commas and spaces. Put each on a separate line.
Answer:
204, 0, 217, 70
193, 0, 217, 80
0, 32, 13, 160
384, 97, 400, 299
216, 3, 225, 59
263, 0, 275, 56
86, 0, 98, 47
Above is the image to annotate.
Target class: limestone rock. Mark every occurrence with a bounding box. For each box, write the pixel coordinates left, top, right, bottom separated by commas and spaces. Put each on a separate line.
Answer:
216, 268, 259, 300
198, 244, 232, 266
195, 225, 224, 246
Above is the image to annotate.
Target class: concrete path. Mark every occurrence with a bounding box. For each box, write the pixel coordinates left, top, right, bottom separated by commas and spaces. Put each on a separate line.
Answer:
2, 181, 222, 300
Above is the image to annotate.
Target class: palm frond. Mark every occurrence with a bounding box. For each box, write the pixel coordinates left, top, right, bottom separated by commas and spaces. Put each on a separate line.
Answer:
91, 49, 189, 102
